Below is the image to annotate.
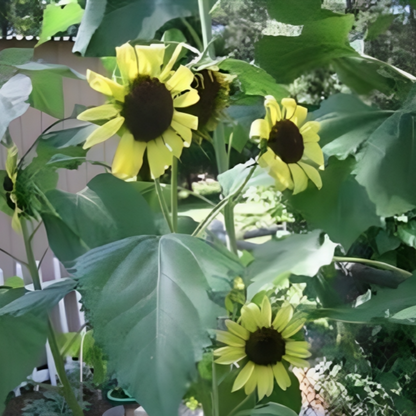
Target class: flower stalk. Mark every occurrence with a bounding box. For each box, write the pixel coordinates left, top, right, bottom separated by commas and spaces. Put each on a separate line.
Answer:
154, 178, 174, 233
171, 157, 178, 233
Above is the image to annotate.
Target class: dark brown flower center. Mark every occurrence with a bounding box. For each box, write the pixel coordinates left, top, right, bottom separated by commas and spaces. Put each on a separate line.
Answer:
245, 327, 285, 366
182, 69, 221, 128
268, 119, 304, 164
3, 176, 15, 210
121, 76, 173, 142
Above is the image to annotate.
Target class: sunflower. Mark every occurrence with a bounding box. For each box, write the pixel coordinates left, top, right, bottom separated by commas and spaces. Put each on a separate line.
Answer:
77, 42, 200, 179
214, 296, 310, 400
182, 66, 233, 138
250, 96, 324, 195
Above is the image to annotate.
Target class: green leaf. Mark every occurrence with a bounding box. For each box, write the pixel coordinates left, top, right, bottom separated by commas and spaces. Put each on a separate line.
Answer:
308, 273, 416, 325
287, 157, 381, 250
255, 15, 356, 84
43, 173, 156, 266
354, 102, 416, 217
397, 221, 416, 248
218, 59, 289, 101
37, 2, 85, 46
236, 403, 298, 416
72, 234, 243, 416
83, 331, 107, 384
0, 74, 32, 139
247, 230, 337, 298
73, 0, 198, 57
366, 14, 395, 41
0, 280, 76, 414
312, 93, 393, 159
4, 276, 25, 288
0, 48, 33, 86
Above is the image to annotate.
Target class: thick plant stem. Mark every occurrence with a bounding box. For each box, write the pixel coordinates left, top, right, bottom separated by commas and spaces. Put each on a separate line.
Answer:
198, 0, 215, 57
180, 17, 203, 51
171, 157, 178, 233
21, 219, 85, 416
154, 178, 174, 233
333, 256, 412, 278
211, 362, 219, 416
224, 204, 238, 255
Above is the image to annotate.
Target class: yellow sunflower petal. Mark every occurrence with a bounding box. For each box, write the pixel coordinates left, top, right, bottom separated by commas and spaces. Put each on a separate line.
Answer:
173, 89, 199, 108
159, 43, 183, 81
173, 111, 198, 131
260, 296, 272, 327
135, 44, 165, 77
112, 131, 146, 180
281, 318, 306, 339
283, 355, 310, 369
171, 119, 192, 146
244, 369, 257, 395
11, 208, 22, 233
260, 151, 293, 191
298, 161, 322, 190
272, 303, 294, 332
116, 43, 138, 84
216, 330, 246, 347
225, 320, 250, 341
300, 121, 320, 136
285, 349, 312, 358
83, 116, 125, 149
256, 365, 274, 400
77, 104, 120, 121
166, 65, 194, 94
285, 341, 310, 352
265, 95, 281, 127
266, 367, 275, 397
147, 137, 173, 179
86, 70, 126, 102
272, 362, 291, 391
241, 303, 262, 332
250, 119, 269, 139
288, 163, 308, 195
303, 142, 324, 167
162, 128, 184, 158
281, 98, 307, 126
214, 348, 246, 365
233, 361, 255, 392
300, 124, 320, 143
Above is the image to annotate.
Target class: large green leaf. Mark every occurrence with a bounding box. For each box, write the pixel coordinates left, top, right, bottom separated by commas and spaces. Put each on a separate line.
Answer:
218, 59, 289, 101
0, 279, 76, 414
308, 273, 416, 325
255, 14, 356, 84
37, 2, 85, 46
312, 93, 393, 159
354, 86, 416, 217
287, 157, 381, 250
0, 74, 32, 139
247, 230, 337, 298
236, 403, 298, 416
72, 234, 243, 416
43, 173, 156, 265
73, 0, 198, 57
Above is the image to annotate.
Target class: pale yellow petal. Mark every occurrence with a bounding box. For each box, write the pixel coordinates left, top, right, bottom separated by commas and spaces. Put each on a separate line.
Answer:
135, 44, 165, 77
256, 365, 274, 400
171, 119, 192, 146
301, 129, 320, 143
216, 330, 246, 347
147, 137, 173, 179
244, 369, 257, 395
173, 111, 198, 131
83, 116, 125, 149
241, 303, 262, 332
116, 43, 138, 84
281, 98, 307, 126
225, 320, 250, 341
288, 163, 308, 195
272, 304, 294, 332
250, 119, 269, 139
298, 161, 322, 190
162, 128, 184, 158
281, 318, 306, 339
173, 89, 199, 108
300, 121, 320, 136
260, 296, 272, 327
303, 142, 324, 167
214, 348, 246, 365
77, 104, 120, 121
260, 151, 293, 190
112, 131, 146, 180
213, 346, 237, 356
283, 355, 310, 369
159, 43, 183, 81
265, 95, 281, 127
285, 350, 311, 358
285, 341, 310, 352
86, 69, 126, 102
233, 361, 255, 392
273, 362, 291, 391
166, 65, 194, 94
11, 208, 22, 233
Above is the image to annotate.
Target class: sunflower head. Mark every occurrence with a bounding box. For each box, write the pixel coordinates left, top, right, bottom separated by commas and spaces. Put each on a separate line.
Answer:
78, 42, 200, 180
250, 96, 324, 195
182, 67, 233, 139
214, 296, 310, 400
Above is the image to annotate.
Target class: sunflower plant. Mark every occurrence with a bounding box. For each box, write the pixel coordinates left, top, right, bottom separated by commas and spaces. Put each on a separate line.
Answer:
2, 1, 416, 416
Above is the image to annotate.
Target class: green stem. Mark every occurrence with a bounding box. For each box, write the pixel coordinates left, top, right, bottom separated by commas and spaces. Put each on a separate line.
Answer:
198, 0, 215, 57
333, 256, 412, 278
154, 178, 174, 233
213, 123, 228, 174
177, 186, 216, 207
171, 157, 178, 233
21, 219, 84, 416
180, 17, 204, 51
211, 362, 219, 416
224, 204, 238, 255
